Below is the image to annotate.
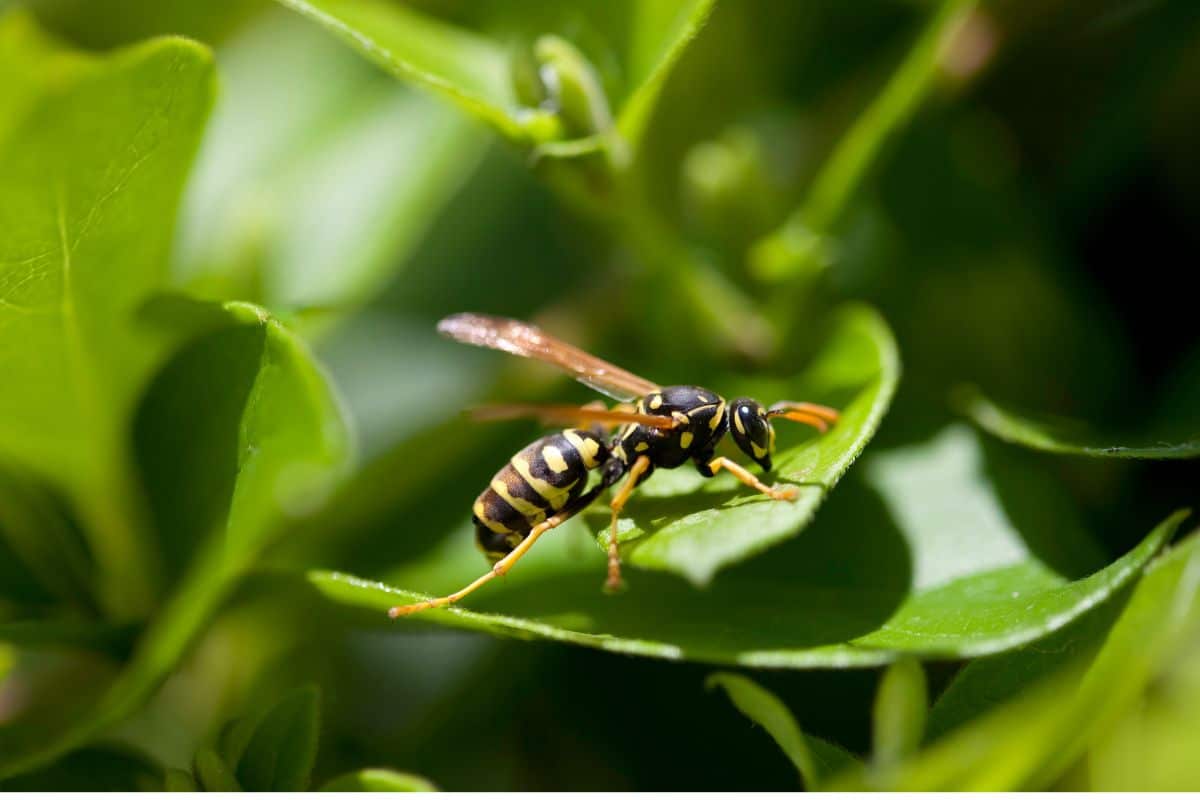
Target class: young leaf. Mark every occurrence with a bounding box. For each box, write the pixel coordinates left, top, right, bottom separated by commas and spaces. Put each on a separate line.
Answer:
706, 672, 858, 788
305, 427, 1179, 669
174, 9, 487, 314
274, 0, 715, 153
961, 387, 1200, 459
162, 768, 197, 792
0, 300, 351, 779
591, 304, 900, 587
236, 685, 322, 792
0, 11, 215, 618
194, 747, 242, 792
320, 768, 439, 792
872, 659, 927, 768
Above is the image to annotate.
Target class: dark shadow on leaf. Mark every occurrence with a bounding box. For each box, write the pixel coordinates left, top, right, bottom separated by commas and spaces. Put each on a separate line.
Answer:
980, 436, 1107, 579
461, 473, 912, 655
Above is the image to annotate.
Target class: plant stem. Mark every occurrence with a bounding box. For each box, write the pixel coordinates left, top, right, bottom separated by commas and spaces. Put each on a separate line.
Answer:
752, 0, 982, 281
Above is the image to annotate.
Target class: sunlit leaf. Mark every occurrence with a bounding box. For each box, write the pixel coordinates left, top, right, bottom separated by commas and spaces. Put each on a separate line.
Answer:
174, 9, 487, 315
592, 304, 899, 586
305, 425, 1176, 668
962, 386, 1200, 459
320, 768, 439, 792
274, 0, 716, 153
830, 530, 1200, 790
0, 10, 214, 618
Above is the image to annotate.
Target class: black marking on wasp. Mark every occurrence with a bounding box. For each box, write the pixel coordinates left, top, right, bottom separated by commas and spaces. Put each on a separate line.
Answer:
388, 314, 838, 617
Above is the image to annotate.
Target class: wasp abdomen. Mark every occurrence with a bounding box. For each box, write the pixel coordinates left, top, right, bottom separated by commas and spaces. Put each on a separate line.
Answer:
473, 429, 608, 561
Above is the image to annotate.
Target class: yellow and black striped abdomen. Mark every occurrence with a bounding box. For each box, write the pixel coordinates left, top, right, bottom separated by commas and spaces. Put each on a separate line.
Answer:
473, 429, 609, 561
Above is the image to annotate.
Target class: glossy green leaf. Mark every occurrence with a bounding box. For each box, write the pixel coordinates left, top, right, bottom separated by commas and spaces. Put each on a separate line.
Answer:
872, 658, 927, 767
591, 304, 900, 586
707, 672, 857, 788
0, 300, 351, 779
0, 11, 214, 618
236, 685, 321, 792
830, 530, 1200, 791
174, 9, 486, 314
274, 0, 715, 152
306, 425, 1177, 668
321, 768, 439, 792
962, 386, 1200, 459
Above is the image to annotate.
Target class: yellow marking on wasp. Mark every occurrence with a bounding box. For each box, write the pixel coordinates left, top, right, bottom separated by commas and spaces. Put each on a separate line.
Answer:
680, 431, 694, 449
635, 441, 649, 452
768, 424, 776, 453
649, 394, 663, 410
512, 455, 577, 510
613, 444, 627, 461
491, 478, 546, 520
474, 499, 515, 535
711, 400, 725, 430
752, 442, 768, 459
563, 430, 601, 468
672, 411, 689, 426
733, 409, 746, 435
542, 445, 569, 473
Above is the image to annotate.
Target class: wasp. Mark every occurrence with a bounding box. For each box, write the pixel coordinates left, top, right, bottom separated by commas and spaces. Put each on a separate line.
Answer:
388, 313, 839, 617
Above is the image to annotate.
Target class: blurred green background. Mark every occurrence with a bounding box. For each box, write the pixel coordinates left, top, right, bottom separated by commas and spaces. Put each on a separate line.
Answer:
2, 0, 1200, 790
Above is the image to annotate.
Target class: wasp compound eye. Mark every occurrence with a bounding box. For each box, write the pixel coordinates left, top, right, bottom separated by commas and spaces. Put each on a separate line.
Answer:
728, 397, 773, 471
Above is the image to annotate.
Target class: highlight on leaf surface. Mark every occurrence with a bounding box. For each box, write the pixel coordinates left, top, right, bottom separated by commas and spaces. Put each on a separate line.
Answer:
828, 529, 1200, 791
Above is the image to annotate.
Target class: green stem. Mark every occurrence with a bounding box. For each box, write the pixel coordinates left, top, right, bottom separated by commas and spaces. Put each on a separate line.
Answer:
752, 0, 979, 281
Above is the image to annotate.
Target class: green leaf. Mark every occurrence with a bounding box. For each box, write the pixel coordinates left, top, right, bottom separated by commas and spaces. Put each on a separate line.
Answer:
194, 747, 242, 792
305, 426, 1177, 668
961, 386, 1200, 459
162, 768, 197, 792
321, 768, 439, 792
236, 685, 321, 792
0, 300, 351, 779
829, 530, 1200, 790
274, 0, 715, 152
174, 9, 486, 314
274, 0, 529, 140
616, 0, 717, 144
872, 658, 927, 768
707, 672, 857, 788
0, 10, 215, 618
591, 304, 900, 586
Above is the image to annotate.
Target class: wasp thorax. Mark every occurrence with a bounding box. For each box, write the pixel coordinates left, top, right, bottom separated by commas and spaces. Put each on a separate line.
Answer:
728, 397, 774, 471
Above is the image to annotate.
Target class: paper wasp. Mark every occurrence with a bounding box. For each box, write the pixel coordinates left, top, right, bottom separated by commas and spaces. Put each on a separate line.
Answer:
388, 313, 839, 617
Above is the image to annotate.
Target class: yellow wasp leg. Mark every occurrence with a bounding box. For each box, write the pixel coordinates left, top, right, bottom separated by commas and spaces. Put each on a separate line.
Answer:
388, 505, 578, 617
707, 456, 798, 501
606, 454, 651, 593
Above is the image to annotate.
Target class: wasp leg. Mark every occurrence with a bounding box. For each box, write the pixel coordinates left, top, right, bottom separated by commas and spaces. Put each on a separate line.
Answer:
606, 454, 652, 593
389, 486, 603, 618
707, 456, 798, 501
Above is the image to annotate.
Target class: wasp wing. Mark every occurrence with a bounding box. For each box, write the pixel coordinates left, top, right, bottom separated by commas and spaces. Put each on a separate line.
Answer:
437, 313, 660, 401
468, 403, 678, 429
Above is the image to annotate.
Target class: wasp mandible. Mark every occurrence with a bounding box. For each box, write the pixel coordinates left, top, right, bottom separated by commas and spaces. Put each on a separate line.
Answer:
388, 313, 839, 617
